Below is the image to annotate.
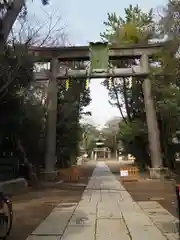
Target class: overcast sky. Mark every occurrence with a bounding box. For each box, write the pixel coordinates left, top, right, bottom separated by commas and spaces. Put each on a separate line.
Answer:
28, 0, 166, 127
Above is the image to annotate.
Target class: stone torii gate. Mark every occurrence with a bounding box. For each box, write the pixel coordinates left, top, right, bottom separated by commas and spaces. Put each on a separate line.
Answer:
30, 42, 165, 179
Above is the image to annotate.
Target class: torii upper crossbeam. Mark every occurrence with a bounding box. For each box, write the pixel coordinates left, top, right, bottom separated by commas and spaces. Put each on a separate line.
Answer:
29, 42, 164, 62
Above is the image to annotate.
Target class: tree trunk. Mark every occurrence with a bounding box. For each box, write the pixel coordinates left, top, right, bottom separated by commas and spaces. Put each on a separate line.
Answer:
0, 0, 24, 47
122, 78, 132, 121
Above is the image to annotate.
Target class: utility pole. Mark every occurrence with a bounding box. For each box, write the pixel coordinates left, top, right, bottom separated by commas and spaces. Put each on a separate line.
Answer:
141, 54, 163, 170
45, 58, 58, 177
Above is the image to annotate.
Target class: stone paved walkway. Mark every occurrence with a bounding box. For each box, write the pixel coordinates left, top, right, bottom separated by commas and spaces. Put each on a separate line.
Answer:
26, 162, 179, 240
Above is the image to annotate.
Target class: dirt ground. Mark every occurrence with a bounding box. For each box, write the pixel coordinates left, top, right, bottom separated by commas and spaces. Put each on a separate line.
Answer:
106, 161, 178, 218
8, 163, 95, 240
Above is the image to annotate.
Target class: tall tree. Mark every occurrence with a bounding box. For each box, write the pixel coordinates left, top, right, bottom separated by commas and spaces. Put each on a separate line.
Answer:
101, 5, 155, 167
0, 0, 49, 47
101, 5, 154, 120
101, 3, 180, 170
159, 0, 180, 40
56, 66, 91, 168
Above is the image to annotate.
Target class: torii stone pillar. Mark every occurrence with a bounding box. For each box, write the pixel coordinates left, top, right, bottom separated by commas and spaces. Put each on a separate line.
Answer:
141, 54, 168, 178
44, 58, 58, 178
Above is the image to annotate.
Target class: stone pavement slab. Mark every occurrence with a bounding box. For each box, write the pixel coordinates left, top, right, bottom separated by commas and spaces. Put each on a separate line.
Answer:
74, 203, 97, 215
60, 225, 95, 240
29, 203, 77, 237
164, 233, 179, 240
26, 236, 59, 240
122, 211, 167, 240
26, 162, 179, 240
138, 201, 179, 238
96, 219, 130, 240
97, 201, 122, 218
69, 212, 96, 226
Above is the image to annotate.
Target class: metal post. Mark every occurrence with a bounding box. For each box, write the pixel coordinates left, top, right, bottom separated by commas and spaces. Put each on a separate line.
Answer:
45, 58, 58, 174
141, 54, 163, 169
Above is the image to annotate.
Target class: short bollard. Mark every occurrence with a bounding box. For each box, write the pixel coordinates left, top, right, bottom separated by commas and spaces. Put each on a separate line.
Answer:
176, 185, 180, 235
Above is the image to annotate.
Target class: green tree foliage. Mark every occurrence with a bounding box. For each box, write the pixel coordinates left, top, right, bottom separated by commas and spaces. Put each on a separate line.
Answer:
101, 5, 154, 168
0, 45, 33, 136
0, 45, 47, 167
0, 49, 91, 174
56, 71, 91, 168
101, 5, 154, 45
0, 1, 92, 179
101, 117, 121, 154
0, 0, 50, 46
159, 0, 180, 40
79, 123, 100, 154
